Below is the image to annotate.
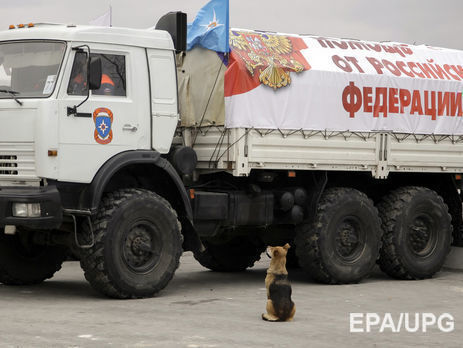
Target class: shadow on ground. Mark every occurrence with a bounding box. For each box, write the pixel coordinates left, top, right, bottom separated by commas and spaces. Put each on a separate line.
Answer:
0, 258, 420, 301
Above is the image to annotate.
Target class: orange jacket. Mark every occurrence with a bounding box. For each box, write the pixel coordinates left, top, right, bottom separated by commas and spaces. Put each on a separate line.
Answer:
101, 74, 115, 86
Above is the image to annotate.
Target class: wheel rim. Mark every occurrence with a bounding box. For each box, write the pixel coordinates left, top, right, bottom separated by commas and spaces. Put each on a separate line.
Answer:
407, 214, 437, 257
333, 216, 366, 262
122, 220, 161, 274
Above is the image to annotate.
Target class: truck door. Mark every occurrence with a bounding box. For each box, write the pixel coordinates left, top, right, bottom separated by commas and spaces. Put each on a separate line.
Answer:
146, 48, 178, 153
58, 46, 150, 183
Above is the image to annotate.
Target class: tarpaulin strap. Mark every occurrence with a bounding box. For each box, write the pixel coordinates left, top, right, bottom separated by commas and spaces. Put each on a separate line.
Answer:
209, 128, 228, 167
193, 59, 226, 146
215, 128, 252, 163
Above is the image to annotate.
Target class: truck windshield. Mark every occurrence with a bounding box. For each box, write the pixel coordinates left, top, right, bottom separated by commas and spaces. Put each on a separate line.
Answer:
0, 41, 66, 99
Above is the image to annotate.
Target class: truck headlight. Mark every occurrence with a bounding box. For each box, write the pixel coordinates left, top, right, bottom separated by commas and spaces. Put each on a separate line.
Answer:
12, 203, 41, 217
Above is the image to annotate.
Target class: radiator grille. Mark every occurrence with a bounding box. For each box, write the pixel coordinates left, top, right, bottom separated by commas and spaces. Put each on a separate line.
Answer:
0, 142, 37, 182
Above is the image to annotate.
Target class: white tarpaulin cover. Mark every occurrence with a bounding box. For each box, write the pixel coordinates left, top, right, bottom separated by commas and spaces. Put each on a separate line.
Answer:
224, 30, 463, 135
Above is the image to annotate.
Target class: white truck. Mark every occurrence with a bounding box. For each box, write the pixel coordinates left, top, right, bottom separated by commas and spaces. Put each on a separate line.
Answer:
0, 13, 461, 298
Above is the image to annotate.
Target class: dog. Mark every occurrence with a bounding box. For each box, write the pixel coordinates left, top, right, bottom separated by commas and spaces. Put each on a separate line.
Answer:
262, 243, 295, 322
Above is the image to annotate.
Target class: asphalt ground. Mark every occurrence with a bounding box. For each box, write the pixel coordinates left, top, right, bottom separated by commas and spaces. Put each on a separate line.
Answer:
0, 252, 462, 347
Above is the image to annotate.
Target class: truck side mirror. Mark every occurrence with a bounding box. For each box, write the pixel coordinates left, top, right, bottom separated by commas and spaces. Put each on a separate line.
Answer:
156, 12, 187, 53
88, 56, 102, 90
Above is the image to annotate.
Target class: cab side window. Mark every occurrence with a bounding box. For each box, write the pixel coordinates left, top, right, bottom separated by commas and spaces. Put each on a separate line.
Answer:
67, 51, 88, 96
67, 52, 126, 97
93, 54, 126, 97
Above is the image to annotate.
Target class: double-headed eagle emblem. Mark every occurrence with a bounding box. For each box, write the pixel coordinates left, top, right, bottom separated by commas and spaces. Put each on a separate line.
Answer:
229, 30, 310, 89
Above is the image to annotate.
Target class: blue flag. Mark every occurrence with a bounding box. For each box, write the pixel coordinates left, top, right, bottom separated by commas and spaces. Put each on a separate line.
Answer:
187, 0, 229, 52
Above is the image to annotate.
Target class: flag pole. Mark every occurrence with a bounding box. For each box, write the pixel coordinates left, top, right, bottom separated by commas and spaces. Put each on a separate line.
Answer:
110, 4, 112, 27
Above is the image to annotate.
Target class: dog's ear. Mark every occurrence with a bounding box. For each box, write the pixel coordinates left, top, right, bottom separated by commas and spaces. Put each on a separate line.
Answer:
273, 249, 279, 256
283, 243, 290, 250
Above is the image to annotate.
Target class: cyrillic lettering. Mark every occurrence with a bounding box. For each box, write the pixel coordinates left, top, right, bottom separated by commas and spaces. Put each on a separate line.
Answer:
365, 43, 382, 52
389, 88, 399, 114
399, 44, 413, 55
316, 37, 334, 49
331, 40, 349, 50
333, 55, 353, 72
424, 91, 437, 120
410, 90, 423, 115
399, 89, 412, 113
450, 92, 463, 116
450, 65, 463, 79
348, 41, 368, 50
438, 92, 450, 116
443, 65, 461, 81
363, 87, 373, 112
408, 62, 425, 78
383, 60, 401, 76
345, 56, 365, 73
428, 60, 451, 80
373, 87, 388, 117
416, 63, 438, 79
367, 57, 384, 74
383, 45, 404, 58
342, 82, 362, 118
396, 61, 415, 77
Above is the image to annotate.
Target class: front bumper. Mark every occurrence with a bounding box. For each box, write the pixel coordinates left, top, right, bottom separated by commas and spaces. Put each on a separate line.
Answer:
0, 186, 62, 229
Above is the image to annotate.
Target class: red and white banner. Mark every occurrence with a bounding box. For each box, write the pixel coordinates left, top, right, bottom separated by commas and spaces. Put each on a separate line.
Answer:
224, 30, 463, 134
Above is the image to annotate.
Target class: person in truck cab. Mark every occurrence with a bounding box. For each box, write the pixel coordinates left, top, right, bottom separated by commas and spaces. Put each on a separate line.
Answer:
67, 52, 88, 95
68, 52, 116, 96
70, 72, 115, 96
97, 73, 115, 96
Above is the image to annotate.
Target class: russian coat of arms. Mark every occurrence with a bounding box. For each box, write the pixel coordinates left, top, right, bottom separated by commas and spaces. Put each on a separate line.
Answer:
228, 30, 311, 90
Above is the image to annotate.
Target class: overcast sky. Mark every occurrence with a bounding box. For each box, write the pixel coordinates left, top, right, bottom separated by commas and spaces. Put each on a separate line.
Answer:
1, 0, 462, 49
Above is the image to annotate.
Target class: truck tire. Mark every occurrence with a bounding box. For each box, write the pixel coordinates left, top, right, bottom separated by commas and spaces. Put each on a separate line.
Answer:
80, 189, 183, 299
194, 236, 265, 272
295, 187, 382, 284
0, 230, 68, 285
377, 186, 452, 280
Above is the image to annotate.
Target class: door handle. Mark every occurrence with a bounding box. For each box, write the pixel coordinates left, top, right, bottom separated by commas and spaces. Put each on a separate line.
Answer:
123, 124, 138, 132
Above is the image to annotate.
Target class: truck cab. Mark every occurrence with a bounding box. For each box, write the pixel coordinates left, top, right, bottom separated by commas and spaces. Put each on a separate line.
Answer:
0, 22, 195, 298
0, 23, 178, 185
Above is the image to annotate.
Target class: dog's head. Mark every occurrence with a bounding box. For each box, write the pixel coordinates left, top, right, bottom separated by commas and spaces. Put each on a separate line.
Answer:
267, 243, 290, 260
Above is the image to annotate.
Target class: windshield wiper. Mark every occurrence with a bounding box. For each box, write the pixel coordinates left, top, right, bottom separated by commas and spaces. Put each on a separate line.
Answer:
0, 89, 23, 106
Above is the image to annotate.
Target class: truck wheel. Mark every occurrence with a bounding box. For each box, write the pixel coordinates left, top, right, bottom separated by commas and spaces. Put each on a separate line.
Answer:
0, 230, 68, 285
378, 186, 452, 279
194, 236, 264, 272
295, 187, 381, 284
80, 189, 183, 299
